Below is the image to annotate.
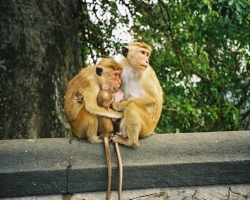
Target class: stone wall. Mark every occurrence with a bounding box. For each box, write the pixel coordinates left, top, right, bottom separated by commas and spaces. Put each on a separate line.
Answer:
0, 131, 250, 199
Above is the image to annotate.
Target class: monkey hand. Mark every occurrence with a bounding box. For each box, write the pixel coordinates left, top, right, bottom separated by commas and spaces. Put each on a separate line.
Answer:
113, 90, 124, 103
111, 102, 123, 111
75, 93, 84, 104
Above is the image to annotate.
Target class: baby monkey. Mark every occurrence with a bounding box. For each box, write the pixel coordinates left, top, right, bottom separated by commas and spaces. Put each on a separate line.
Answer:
97, 89, 124, 136
97, 90, 115, 136
97, 89, 124, 200
97, 90, 115, 108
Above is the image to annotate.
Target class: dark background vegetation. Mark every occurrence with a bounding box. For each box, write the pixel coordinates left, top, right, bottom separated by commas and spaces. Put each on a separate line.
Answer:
0, 0, 249, 139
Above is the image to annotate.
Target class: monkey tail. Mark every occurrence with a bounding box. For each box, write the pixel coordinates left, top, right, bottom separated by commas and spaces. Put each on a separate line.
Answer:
104, 137, 112, 200
114, 142, 123, 200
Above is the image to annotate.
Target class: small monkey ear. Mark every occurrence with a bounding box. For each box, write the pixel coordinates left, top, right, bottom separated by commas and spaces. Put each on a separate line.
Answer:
121, 46, 129, 57
96, 67, 103, 76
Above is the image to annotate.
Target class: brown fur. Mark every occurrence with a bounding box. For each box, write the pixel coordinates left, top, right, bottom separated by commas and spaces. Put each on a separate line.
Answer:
112, 42, 163, 147
97, 90, 114, 109
128, 42, 152, 52
96, 90, 115, 137
64, 58, 123, 143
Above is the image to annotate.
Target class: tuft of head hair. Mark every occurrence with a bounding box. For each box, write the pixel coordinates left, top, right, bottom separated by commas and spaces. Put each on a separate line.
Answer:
97, 58, 123, 70
128, 42, 152, 52
97, 90, 114, 107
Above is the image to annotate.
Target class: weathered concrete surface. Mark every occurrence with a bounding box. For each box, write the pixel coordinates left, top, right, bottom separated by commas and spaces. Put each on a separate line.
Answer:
0, 138, 69, 197
1, 184, 250, 200
0, 131, 250, 198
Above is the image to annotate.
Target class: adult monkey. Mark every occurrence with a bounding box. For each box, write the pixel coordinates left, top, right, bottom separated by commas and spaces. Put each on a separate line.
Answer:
64, 58, 124, 200
112, 42, 163, 147
64, 58, 123, 143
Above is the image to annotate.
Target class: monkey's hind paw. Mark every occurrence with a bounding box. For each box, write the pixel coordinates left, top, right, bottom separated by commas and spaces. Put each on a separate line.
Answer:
112, 135, 122, 143
115, 132, 127, 139
112, 135, 139, 147
88, 136, 103, 143
112, 134, 128, 143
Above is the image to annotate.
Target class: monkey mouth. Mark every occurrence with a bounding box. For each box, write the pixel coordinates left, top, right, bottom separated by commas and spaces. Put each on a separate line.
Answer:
141, 64, 148, 68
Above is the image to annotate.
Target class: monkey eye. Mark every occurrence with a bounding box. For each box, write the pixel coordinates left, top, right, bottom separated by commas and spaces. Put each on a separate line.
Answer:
141, 51, 150, 57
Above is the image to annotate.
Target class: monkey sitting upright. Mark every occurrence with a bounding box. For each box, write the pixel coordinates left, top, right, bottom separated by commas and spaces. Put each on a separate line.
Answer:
64, 58, 124, 143
112, 42, 163, 147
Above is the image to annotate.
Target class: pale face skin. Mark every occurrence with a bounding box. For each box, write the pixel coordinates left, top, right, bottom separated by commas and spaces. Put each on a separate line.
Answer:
127, 47, 151, 70
101, 70, 122, 91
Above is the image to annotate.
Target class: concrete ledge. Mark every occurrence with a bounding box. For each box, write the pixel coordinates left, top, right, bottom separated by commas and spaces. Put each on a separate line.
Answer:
0, 131, 250, 198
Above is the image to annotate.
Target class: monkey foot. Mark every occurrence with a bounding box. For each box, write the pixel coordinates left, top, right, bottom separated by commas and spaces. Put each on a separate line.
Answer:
88, 136, 103, 143
114, 132, 128, 139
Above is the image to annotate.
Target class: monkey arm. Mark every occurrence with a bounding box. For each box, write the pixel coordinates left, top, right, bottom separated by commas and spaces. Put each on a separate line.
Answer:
88, 104, 123, 119
112, 95, 156, 111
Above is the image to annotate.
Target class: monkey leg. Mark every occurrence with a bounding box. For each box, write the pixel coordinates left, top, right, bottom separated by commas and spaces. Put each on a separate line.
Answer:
98, 117, 114, 138
112, 102, 155, 147
71, 106, 103, 143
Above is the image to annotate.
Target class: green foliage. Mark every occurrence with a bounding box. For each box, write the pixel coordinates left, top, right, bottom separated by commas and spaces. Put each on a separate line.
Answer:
78, 0, 250, 133
77, 0, 134, 64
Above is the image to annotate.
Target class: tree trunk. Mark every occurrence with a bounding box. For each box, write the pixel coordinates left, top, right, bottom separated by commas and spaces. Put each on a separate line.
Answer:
0, 0, 80, 139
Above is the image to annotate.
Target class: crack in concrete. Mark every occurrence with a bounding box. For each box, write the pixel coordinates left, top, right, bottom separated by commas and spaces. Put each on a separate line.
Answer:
227, 188, 230, 200
130, 191, 166, 200
192, 190, 197, 199
229, 187, 248, 199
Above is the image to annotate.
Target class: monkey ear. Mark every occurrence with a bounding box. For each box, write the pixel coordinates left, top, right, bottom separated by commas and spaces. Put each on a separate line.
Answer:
121, 46, 129, 57
96, 67, 103, 76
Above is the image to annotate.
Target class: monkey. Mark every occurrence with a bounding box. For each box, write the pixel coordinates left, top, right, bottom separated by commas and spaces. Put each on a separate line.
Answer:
97, 89, 124, 200
97, 90, 115, 109
97, 89, 125, 136
64, 58, 124, 143
112, 42, 163, 147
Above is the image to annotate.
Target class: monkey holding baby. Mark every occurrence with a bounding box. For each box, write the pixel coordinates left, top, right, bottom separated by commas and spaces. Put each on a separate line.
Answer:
64, 42, 163, 199
112, 42, 163, 147
64, 58, 124, 200
64, 58, 124, 142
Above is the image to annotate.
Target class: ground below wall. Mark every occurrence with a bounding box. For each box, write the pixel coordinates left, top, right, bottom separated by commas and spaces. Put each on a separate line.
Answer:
0, 131, 250, 199
1, 184, 250, 200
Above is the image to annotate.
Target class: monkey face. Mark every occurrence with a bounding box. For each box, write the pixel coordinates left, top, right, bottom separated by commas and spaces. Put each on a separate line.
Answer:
111, 70, 122, 89
127, 46, 151, 70
96, 58, 123, 91
98, 69, 122, 91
